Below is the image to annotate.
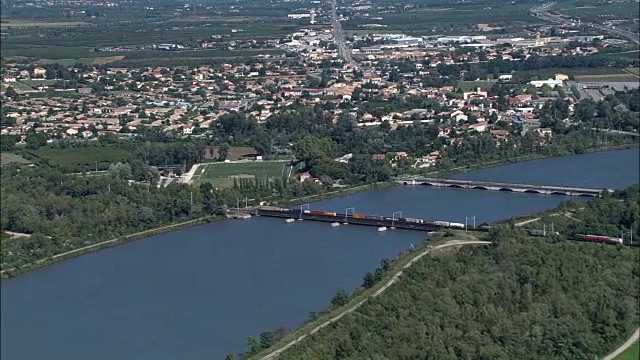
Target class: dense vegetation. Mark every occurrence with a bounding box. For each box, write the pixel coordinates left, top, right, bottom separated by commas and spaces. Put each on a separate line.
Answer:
274, 233, 639, 359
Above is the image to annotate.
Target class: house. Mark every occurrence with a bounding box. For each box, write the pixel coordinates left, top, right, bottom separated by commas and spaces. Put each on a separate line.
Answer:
372, 154, 386, 161
33, 67, 47, 78
334, 153, 353, 163
469, 122, 487, 132
182, 126, 194, 135
2, 75, 17, 83
298, 172, 312, 182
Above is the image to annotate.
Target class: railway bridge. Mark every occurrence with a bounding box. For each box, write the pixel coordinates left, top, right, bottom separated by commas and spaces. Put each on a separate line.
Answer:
396, 177, 606, 197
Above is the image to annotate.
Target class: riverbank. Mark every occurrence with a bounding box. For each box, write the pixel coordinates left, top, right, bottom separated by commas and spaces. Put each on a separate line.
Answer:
0, 216, 220, 279
249, 232, 490, 360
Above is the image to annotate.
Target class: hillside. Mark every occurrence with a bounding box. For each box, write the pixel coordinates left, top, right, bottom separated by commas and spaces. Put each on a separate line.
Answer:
276, 230, 639, 359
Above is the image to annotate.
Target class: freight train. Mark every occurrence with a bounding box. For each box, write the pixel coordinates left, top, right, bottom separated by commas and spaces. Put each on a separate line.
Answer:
272, 208, 468, 229
573, 234, 623, 245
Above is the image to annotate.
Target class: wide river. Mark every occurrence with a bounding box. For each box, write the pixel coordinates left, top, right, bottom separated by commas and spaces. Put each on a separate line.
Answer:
2, 148, 639, 360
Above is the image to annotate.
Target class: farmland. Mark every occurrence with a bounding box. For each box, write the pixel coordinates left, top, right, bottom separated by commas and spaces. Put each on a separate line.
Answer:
192, 161, 288, 188
24, 147, 132, 173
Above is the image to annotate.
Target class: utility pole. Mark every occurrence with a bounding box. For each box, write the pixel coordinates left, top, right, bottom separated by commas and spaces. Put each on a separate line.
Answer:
95, 161, 98, 173
465, 216, 476, 231
345, 207, 355, 223
190, 191, 193, 206
245, 196, 248, 208
392, 211, 402, 228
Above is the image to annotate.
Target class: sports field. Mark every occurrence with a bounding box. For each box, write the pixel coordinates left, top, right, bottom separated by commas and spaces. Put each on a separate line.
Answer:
193, 161, 288, 188
614, 340, 639, 360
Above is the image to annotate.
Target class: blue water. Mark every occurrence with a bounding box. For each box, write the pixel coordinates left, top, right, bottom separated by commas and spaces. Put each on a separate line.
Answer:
1, 148, 639, 360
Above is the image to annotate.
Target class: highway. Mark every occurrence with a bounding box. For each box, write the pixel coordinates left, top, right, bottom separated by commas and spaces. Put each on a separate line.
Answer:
531, 2, 639, 45
256, 240, 491, 360
330, 0, 355, 65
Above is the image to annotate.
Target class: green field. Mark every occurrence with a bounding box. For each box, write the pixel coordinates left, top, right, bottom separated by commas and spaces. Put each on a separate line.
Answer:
615, 340, 639, 360
1, 152, 31, 166
26, 146, 131, 172
194, 161, 287, 188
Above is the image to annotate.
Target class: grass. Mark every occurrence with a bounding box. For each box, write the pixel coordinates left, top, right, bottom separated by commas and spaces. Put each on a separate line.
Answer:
615, 340, 639, 360
194, 161, 287, 188
0, 152, 31, 166
25, 146, 132, 172
0, 20, 90, 28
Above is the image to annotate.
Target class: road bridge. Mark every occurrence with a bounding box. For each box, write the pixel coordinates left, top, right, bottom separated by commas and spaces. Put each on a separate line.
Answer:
396, 177, 605, 197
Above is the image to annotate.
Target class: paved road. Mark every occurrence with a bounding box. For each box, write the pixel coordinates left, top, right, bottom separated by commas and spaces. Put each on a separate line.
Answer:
531, 2, 639, 44
592, 128, 640, 137
602, 328, 640, 360
515, 218, 541, 227
330, 0, 355, 65
256, 239, 491, 360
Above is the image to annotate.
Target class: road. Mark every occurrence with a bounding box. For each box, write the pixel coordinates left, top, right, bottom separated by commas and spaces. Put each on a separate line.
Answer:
531, 2, 640, 45
592, 128, 640, 137
602, 328, 640, 360
256, 239, 491, 360
329, 0, 355, 65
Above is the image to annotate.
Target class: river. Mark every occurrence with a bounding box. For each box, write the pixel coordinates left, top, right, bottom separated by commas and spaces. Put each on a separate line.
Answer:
1, 148, 639, 360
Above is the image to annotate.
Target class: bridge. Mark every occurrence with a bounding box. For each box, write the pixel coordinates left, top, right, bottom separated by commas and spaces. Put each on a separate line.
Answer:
395, 177, 605, 197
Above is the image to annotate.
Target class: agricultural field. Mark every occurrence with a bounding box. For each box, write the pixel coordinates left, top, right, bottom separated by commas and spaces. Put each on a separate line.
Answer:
193, 161, 288, 188
0, 0, 301, 66
0, 152, 31, 166
343, 0, 539, 35
24, 146, 132, 173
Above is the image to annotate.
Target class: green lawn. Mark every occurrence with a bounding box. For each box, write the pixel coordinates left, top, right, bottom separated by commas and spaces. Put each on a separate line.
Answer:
1, 152, 31, 166
194, 161, 287, 188
27, 146, 131, 172
615, 340, 639, 360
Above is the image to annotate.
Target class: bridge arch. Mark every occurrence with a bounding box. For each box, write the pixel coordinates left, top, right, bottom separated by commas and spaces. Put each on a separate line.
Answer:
421, 182, 435, 186
448, 184, 464, 188
579, 193, 597, 197
499, 188, 514, 192
524, 189, 541, 194
473, 186, 489, 190
551, 191, 568, 196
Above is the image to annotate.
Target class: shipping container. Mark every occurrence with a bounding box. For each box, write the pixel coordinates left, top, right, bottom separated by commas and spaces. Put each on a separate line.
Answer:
326, 212, 337, 216
434, 221, 450, 227
351, 214, 366, 219
449, 222, 465, 229
309, 210, 326, 215
303, 210, 311, 214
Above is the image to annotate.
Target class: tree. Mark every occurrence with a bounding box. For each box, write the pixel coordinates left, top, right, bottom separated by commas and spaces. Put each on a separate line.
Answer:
363, 272, 376, 288
259, 331, 275, 348
108, 162, 133, 181
245, 336, 260, 357
218, 143, 229, 161
330, 288, 349, 307
224, 353, 236, 360
25, 132, 46, 150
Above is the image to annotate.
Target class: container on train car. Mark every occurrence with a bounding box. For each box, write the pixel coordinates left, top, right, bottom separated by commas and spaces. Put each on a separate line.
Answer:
433, 221, 450, 227
326, 212, 337, 216
309, 210, 326, 215
351, 214, 366, 219
303, 210, 311, 214
449, 222, 465, 229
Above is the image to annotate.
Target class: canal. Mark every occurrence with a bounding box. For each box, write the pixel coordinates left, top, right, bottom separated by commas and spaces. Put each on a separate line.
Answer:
1, 148, 639, 360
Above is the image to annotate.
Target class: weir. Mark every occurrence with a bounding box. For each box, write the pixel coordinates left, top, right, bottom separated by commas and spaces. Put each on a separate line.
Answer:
395, 177, 605, 197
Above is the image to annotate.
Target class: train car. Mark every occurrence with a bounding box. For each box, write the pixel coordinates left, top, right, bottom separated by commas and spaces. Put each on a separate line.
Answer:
309, 210, 326, 215
449, 222, 465, 229
574, 234, 623, 245
326, 212, 337, 216
368, 215, 379, 220
434, 221, 450, 227
405, 218, 425, 224
351, 214, 366, 219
